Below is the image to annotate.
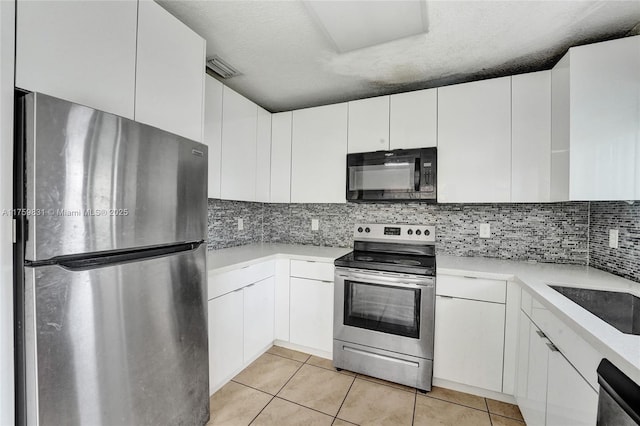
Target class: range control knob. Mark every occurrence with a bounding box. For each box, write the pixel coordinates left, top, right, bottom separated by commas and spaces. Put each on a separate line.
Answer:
365, 227, 371, 233
357, 227, 363, 233
424, 229, 431, 236
407, 229, 413, 235
416, 229, 422, 236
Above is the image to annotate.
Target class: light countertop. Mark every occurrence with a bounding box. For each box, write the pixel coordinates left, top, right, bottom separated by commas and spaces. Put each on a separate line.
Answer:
207, 243, 640, 384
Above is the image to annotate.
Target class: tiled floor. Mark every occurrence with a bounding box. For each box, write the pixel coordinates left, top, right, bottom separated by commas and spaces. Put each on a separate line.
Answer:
208, 346, 526, 426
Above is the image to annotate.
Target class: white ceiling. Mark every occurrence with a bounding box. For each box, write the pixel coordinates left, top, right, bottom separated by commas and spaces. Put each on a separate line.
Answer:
159, 0, 640, 113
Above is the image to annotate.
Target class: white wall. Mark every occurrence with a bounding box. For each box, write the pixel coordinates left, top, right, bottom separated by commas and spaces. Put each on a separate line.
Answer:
0, 1, 15, 425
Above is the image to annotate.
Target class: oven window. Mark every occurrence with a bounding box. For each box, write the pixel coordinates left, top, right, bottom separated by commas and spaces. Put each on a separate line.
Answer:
344, 280, 420, 338
348, 163, 414, 191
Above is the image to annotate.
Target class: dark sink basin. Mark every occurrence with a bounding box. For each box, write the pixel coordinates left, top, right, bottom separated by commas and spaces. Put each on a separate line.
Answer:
550, 286, 640, 336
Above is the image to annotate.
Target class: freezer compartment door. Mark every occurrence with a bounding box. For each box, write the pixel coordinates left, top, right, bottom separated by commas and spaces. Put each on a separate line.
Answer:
22, 92, 207, 261
23, 244, 208, 426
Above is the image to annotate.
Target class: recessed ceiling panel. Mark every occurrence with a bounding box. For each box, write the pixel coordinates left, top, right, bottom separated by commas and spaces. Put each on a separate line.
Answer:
303, 0, 428, 53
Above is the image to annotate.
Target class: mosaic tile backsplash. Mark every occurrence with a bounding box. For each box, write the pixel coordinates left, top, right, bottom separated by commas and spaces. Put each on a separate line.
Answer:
589, 201, 640, 284
208, 199, 590, 265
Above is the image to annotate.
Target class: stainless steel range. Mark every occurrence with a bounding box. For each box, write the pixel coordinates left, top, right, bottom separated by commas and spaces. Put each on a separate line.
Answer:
333, 224, 436, 392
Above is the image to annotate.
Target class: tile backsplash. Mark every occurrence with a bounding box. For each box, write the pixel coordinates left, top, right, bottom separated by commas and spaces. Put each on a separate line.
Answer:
206, 199, 263, 250
589, 201, 640, 283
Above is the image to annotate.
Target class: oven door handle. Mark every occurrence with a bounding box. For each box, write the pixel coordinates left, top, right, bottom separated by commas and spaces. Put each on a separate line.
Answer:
335, 269, 434, 288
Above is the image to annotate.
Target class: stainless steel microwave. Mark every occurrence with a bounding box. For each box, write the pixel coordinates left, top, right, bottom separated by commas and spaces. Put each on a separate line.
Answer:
346, 148, 437, 202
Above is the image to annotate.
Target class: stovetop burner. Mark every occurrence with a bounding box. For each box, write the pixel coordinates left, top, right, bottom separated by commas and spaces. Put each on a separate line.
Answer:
335, 250, 435, 276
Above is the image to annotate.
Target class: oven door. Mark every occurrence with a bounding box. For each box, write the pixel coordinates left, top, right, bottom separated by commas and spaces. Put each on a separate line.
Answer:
334, 267, 435, 359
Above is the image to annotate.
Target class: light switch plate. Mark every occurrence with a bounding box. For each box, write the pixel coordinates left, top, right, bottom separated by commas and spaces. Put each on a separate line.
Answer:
238, 218, 244, 231
311, 219, 319, 231
609, 229, 619, 248
479, 223, 491, 239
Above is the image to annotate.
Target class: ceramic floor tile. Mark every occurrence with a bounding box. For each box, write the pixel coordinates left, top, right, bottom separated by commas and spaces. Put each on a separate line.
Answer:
278, 364, 355, 416
233, 352, 302, 395
490, 413, 526, 426
267, 345, 311, 362
332, 419, 357, 426
356, 373, 417, 393
307, 355, 336, 370
424, 386, 487, 411
337, 378, 415, 426
251, 397, 334, 426
207, 381, 271, 426
414, 395, 492, 426
486, 399, 525, 422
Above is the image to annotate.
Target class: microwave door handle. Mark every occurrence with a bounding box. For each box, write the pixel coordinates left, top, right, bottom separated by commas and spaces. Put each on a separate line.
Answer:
414, 158, 421, 191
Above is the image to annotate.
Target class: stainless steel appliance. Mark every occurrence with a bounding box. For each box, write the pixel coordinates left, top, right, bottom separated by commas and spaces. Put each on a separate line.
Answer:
597, 359, 640, 425
14, 93, 209, 426
333, 224, 436, 392
346, 148, 437, 202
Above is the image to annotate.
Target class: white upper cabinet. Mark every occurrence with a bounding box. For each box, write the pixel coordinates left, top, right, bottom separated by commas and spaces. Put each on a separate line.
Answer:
203, 75, 223, 199
389, 89, 437, 149
437, 76, 512, 203
512, 71, 551, 203
221, 87, 258, 201
270, 112, 293, 203
135, 0, 206, 142
291, 103, 348, 203
347, 96, 390, 153
255, 107, 272, 202
552, 35, 640, 201
15, 0, 138, 118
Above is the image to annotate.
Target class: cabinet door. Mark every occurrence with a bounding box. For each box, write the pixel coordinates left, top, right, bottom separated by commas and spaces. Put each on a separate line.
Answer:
291, 104, 348, 203
274, 259, 291, 341
290, 277, 334, 354
437, 77, 512, 203
221, 87, 257, 201
523, 319, 550, 426
135, 0, 205, 142
208, 289, 244, 394
546, 350, 597, 426
255, 107, 272, 202
243, 277, 275, 362
270, 112, 293, 203
347, 96, 389, 153
512, 71, 551, 202
389, 89, 437, 149
433, 296, 505, 392
204, 75, 223, 199
16, 0, 137, 118
515, 311, 531, 406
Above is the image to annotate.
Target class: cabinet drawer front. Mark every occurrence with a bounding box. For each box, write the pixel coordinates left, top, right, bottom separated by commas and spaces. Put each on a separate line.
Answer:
290, 259, 334, 282
208, 260, 275, 300
436, 274, 506, 303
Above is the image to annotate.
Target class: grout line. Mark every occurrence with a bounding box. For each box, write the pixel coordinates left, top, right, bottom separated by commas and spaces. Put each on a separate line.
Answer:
275, 395, 342, 419
411, 392, 417, 425
334, 373, 357, 421
355, 374, 416, 394
421, 394, 490, 413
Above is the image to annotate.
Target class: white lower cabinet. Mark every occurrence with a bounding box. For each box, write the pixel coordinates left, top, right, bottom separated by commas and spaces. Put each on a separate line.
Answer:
243, 277, 275, 362
518, 312, 549, 426
434, 295, 506, 392
289, 277, 334, 354
208, 289, 244, 394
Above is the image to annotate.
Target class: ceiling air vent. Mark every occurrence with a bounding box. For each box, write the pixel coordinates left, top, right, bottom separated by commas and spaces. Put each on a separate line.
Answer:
206, 56, 241, 79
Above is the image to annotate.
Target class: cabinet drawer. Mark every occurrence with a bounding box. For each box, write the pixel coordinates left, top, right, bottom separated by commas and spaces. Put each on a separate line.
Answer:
208, 260, 275, 300
436, 274, 506, 304
290, 259, 334, 282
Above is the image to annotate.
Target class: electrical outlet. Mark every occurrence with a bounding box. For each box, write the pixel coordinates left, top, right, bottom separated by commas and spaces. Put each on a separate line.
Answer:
311, 219, 319, 231
237, 218, 244, 231
479, 223, 491, 239
609, 229, 619, 248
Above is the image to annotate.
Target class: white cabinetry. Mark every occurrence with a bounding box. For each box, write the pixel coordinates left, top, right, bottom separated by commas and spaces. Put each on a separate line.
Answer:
389, 89, 437, 149
517, 312, 550, 426
15, 0, 138, 118
243, 277, 275, 362
255, 107, 272, 202
203, 75, 223, 199
221, 87, 258, 201
270, 112, 293, 203
512, 71, 551, 202
552, 35, 640, 200
135, 0, 205, 142
290, 277, 334, 355
274, 259, 291, 341
291, 104, 348, 203
347, 96, 389, 153
437, 77, 512, 203
208, 289, 244, 394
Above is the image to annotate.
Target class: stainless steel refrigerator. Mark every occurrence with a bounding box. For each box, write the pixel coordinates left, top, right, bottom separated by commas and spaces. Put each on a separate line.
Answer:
14, 92, 209, 426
